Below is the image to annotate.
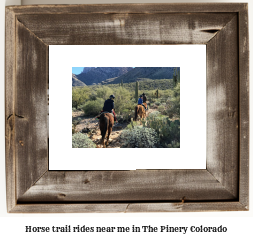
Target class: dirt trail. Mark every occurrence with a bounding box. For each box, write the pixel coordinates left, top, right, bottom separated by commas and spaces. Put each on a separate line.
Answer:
73, 106, 157, 148
73, 111, 128, 148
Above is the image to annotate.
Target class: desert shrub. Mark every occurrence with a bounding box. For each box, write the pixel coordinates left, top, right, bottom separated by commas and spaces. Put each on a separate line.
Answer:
72, 123, 76, 134
125, 119, 140, 130
166, 141, 180, 148
148, 111, 162, 119
82, 98, 104, 116
96, 86, 113, 100
117, 111, 135, 123
166, 83, 180, 119
89, 92, 97, 101
120, 126, 158, 148
158, 105, 165, 114
113, 87, 134, 114
72, 87, 91, 109
144, 111, 180, 145
72, 133, 96, 148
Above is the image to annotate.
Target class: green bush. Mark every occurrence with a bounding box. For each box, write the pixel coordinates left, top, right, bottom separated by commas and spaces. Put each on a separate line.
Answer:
144, 111, 180, 146
72, 133, 96, 148
96, 86, 113, 100
82, 98, 104, 116
89, 92, 97, 101
120, 126, 158, 148
166, 141, 180, 148
158, 105, 165, 114
72, 87, 91, 109
113, 87, 134, 114
125, 119, 140, 130
117, 111, 135, 123
166, 83, 180, 119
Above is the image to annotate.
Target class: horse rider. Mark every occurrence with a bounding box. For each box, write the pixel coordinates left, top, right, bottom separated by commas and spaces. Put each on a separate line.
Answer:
142, 92, 148, 110
138, 95, 147, 110
142, 93, 147, 103
102, 95, 117, 122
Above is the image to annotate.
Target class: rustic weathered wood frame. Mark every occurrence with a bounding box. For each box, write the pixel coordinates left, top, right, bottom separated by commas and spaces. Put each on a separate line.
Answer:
5, 4, 249, 213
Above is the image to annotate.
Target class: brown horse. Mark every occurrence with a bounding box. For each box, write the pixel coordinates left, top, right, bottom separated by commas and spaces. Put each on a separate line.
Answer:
134, 104, 147, 121
99, 112, 114, 148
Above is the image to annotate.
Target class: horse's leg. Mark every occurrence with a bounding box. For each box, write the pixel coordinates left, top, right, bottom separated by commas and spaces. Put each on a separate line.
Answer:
101, 137, 105, 148
105, 117, 113, 146
100, 127, 105, 148
137, 106, 141, 120
140, 108, 144, 119
106, 126, 112, 146
100, 116, 107, 148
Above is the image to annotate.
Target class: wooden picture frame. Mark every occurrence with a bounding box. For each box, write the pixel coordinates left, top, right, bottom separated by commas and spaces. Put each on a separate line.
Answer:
5, 3, 249, 213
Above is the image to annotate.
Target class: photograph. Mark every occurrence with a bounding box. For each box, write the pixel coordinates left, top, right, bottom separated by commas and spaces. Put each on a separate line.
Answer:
72, 67, 180, 148
2, 0, 250, 219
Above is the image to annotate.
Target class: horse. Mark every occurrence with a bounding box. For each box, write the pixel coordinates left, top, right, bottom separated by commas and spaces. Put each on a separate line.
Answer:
99, 112, 114, 148
143, 102, 148, 110
134, 103, 147, 121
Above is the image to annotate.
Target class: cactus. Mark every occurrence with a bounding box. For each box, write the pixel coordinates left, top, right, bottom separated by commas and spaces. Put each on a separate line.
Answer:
173, 67, 180, 86
121, 79, 123, 87
135, 81, 139, 102
173, 68, 177, 86
156, 89, 159, 98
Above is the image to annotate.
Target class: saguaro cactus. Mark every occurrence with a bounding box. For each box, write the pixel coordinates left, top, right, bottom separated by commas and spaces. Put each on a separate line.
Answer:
173, 67, 180, 86
135, 81, 139, 102
121, 79, 123, 87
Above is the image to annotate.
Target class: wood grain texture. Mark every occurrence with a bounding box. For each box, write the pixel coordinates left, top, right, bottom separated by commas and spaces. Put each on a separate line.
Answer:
5, 7, 16, 212
18, 170, 236, 202
238, 4, 249, 208
10, 202, 247, 213
5, 3, 249, 213
16, 13, 236, 45
15, 20, 48, 200
7, 3, 246, 15
206, 16, 239, 198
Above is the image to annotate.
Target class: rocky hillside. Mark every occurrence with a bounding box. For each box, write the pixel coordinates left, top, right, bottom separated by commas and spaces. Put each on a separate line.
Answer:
72, 74, 86, 86
112, 67, 175, 84
72, 67, 179, 86
75, 67, 133, 85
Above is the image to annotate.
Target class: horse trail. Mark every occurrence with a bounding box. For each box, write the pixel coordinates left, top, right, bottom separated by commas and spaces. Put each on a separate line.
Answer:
73, 108, 157, 148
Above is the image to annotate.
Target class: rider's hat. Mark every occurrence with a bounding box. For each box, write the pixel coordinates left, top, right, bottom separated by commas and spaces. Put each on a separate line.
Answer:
109, 95, 115, 99
139, 95, 143, 97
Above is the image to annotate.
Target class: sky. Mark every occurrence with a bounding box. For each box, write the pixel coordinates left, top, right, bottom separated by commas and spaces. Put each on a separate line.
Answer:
72, 67, 136, 75
72, 67, 84, 75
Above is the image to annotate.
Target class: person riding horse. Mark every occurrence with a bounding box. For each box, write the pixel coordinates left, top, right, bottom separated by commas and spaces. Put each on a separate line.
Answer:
103, 95, 117, 122
142, 93, 147, 103
138, 95, 147, 110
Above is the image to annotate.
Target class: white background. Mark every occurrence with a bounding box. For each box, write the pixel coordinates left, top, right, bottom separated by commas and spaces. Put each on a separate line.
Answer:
49, 45, 206, 170
1, 0, 252, 237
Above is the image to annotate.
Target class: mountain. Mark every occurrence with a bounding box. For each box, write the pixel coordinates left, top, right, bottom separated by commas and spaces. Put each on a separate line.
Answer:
72, 67, 178, 86
81, 67, 93, 74
75, 67, 133, 85
111, 67, 175, 84
72, 73, 86, 86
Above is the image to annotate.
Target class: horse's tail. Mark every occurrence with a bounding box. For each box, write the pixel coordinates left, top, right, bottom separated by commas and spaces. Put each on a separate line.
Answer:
134, 106, 138, 121
101, 113, 108, 139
